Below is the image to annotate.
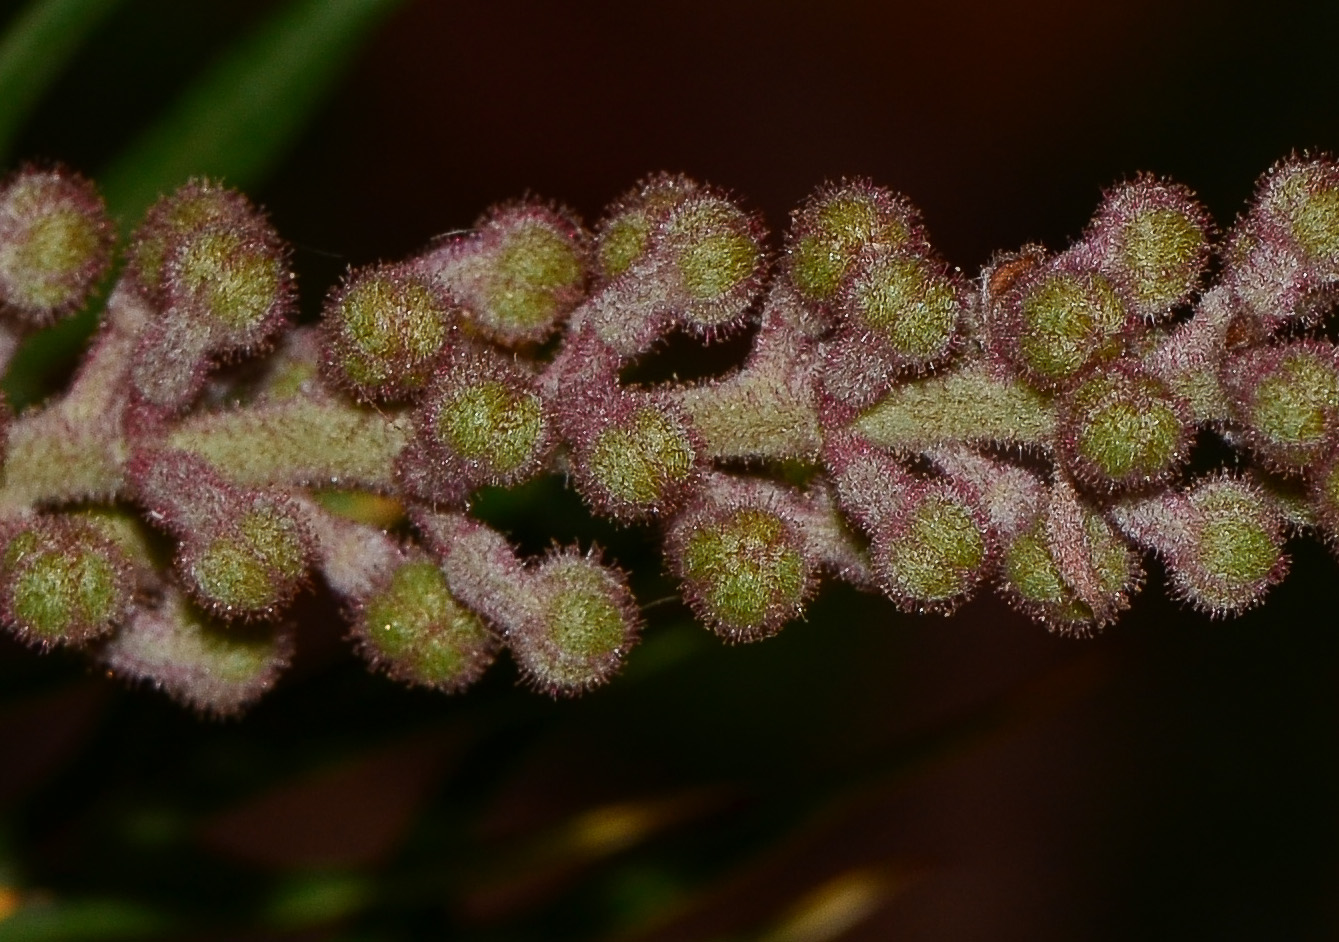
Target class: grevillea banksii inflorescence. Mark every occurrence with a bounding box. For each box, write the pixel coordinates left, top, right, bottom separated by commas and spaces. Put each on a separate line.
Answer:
0, 157, 1336, 715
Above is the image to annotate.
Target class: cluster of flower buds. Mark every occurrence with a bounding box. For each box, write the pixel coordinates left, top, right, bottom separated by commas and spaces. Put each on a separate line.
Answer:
0, 155, 1336, 715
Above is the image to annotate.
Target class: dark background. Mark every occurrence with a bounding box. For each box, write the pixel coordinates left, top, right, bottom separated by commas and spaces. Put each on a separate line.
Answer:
1, 0, 1337, 938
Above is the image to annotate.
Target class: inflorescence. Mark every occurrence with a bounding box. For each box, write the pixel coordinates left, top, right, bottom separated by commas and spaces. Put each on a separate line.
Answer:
0, 157, 1336, 715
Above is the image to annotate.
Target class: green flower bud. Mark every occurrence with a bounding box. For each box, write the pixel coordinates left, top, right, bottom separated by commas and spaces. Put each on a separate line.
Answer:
996, 263, 1129, 389
0, 167, 113, 324
356, 557, 498, 693
787, 181, 927, 306
1059, 364, 1191, 489
509, 552, 640, 696
872, 483, 990, 613
574, 401, 700, 521
1229, 341, 1339, 471
184, 504, 310, 619
1173, 477, 1287, 615
0, 516, 131, 648
669, 497, 813, 643
322, 263, 456, 401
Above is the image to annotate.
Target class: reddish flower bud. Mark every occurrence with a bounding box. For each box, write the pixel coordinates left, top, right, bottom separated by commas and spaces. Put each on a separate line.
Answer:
507, 550, 641, 696
594, 173, 699, 281
785, 180, 928, 313
0, 166, 112, 325
353, 554, 498, 693
870, 477, 992, 614
1084, 176, 1212, 320
1224, 156, 1339, 331
567, 390, 703, 522
101, 585, 293, 717
420, 202, 588, 345
1226, 340, 1339, 471
667, 480, 815, 642
321, 262, 458, 402
1113, 475, 1288, 616
0, 514, 132, 648
130, 451, 313, 619
127, 179, 263, 302
990, 253, 1133, 390
398, 343, 553, 505
1057, 362, 1192, 490
999, 507, 1140, 634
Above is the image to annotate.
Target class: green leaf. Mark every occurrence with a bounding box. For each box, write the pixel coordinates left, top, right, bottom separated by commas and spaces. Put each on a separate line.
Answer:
99, 0, 405, 226
0, 0, 129, 163
0, 898, 176, 942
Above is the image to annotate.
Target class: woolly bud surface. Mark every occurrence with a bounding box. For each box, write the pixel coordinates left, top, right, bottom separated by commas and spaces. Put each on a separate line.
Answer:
184, 504, 310, 618
840, 250, 961, 367
787, 182, 925, 304
127, 180, 261, 301
577, 404, 699, 520
510, 553, 640, 695
427, 204, 587, 345
165, 223, 290, 341
0, 517, 130, 648
357, 558, 497, 692
102, 588, 291, 717
322, 264, 454, 400
0, 168, 112, 322
1089, 178, 1210, 318
872, 484, 989, 613
999, 267, 1127, 388
596, 174, 698, 280
1001, 512, 1136, 632
1230, 342, 1339, 470
1175, 478, 1286, 614
1060, 365, 1190, 489
671, 503, 811, 643
1257, 157, 1339, 270
662, 194, 764, 331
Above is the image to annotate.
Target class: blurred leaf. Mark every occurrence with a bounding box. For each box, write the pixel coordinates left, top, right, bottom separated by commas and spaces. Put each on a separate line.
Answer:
262, 872, 373, 930
0, 898, 176, 941
2, 0, 405, 408
99, 0, 406, 225
0, 0, 129, 163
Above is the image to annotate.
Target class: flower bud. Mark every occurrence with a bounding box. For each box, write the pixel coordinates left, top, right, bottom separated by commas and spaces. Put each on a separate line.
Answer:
595, 173, 699, 281
183, 501, 310, 619
1173, 477, 1288, 615
127, 179, 263, 302
0, 167, 113, 324
398, 344, 552, 505
321, 262, 457, 401
1226, 340, 1339, 471
659, 192, 765, 334
101, 586, 292, 717
354, 555, 498, 693
992, 257, 1130, 390
508, 551, 641, 696
129, 451, 313, 619
667, 489, 814, 643
837, 248, 964, 368
1058, 363, 1192, 490
1252, 156, 1339, 274
785, 181, 927, 310
1085, 176, 1211, 320
1224, 157, 1339, 331
1113, 476, 1288, 615
0, 515, 132, 648
870, 479, 991, 614
569, 395, 702, 522
422, 202, 588, 345
1000, 508, 1138, 633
